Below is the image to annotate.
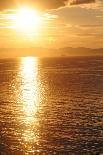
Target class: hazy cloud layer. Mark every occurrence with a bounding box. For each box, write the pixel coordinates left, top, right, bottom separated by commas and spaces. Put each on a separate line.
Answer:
0, 0, 96, 10
70, 0, 95, 5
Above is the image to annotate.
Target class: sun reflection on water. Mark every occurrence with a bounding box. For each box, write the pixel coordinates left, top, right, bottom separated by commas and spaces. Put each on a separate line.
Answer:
21, 57, 39, 119
19, 57, 40, 153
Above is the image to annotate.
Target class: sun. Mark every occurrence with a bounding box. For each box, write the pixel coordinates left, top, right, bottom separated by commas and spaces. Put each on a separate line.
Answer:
15, 7, 41, 32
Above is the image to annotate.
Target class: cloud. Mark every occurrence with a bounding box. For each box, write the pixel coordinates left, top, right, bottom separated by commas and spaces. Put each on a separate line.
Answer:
0, 0, 67, 10
70, 0, 95, 5
0, 0, 96, 11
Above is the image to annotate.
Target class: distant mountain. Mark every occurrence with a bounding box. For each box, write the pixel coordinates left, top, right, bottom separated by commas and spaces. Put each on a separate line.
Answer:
0, 47, 103, 58
58, 47, 103, 56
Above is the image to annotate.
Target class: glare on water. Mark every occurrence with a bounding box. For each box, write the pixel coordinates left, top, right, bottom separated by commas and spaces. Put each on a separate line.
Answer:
19, 57, 40, 153
20, 57, 39, 119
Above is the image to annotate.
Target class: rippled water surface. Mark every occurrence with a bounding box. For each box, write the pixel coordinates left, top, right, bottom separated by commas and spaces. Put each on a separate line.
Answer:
0, 56, 103, 154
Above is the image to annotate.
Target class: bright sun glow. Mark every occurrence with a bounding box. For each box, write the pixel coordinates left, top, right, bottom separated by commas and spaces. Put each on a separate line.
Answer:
15, 7, 41, 32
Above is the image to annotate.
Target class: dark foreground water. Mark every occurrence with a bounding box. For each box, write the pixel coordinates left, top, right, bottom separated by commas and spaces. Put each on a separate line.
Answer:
0, 56, 103, 155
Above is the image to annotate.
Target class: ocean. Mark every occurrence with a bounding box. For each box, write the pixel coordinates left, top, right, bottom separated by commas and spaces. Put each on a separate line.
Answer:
0, 56, 103, 154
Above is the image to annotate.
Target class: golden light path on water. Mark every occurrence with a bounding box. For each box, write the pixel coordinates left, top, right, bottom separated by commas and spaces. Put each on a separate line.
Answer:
19, 57, 41, 154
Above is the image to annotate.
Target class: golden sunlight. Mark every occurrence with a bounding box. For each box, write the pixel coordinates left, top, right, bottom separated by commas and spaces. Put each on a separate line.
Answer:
15, 7, 41, 33
19, 57, 40, 152
20, 57, 39, 121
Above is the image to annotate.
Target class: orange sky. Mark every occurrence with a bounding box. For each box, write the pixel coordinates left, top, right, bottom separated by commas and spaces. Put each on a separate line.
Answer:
0, 0, 103, 48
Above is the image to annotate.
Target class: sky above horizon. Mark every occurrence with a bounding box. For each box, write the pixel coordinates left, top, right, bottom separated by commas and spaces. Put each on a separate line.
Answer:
0, 0, 103, 48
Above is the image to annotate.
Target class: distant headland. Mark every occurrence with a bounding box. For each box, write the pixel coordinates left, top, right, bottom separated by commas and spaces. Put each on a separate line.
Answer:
0, 47, 103, 58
